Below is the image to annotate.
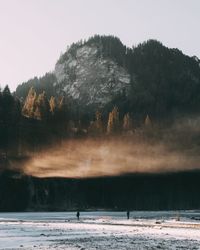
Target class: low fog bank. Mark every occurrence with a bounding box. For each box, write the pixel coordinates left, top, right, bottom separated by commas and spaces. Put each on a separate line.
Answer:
20, 116, 200, 178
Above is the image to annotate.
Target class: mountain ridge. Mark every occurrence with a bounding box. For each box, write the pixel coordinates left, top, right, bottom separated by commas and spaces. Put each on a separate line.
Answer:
15, 35, 200, 119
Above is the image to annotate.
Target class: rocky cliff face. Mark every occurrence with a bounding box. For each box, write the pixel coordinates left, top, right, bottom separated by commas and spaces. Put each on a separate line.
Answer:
54, 43, 130, 107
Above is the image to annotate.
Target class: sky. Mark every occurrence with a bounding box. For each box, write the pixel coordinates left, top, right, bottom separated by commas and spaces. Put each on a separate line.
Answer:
0, 0, 200, 91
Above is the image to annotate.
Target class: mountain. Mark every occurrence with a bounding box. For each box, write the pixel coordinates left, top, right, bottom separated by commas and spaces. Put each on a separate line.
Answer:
15, 35, 200, 119
55, 36, 130, 107
16, 35, 131, 110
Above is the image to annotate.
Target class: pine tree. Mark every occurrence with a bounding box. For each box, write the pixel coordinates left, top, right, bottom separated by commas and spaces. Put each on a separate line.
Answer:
2, 85, 14, 115
0, 89, 2, 118
1, 86, 21, 159
2, 85, 11, 96
1, 86, 14, 125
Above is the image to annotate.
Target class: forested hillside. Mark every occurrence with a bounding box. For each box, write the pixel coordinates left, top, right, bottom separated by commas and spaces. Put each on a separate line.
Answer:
1, 35, 200, 211
16, 35, 200, 119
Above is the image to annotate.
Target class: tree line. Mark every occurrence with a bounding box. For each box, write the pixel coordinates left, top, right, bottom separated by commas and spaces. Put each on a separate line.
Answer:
0, 85, 152, 170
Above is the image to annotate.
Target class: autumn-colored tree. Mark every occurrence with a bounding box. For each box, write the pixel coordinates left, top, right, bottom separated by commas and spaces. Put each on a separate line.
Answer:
34, 91, 50, 120
49, 96, 57, 114
107, 106, 120, 134
123, 113, 132, 131
22, 87, 37, 118
107, 113, 112, 134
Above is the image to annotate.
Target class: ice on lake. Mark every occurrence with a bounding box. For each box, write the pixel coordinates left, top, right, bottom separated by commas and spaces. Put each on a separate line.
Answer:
0, 211, 200, 249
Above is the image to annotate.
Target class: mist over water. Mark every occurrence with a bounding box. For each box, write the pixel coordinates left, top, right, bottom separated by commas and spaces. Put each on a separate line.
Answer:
22, 117, 200, 178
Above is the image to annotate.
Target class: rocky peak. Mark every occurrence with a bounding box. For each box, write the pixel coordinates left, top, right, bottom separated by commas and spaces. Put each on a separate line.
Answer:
54, 38, 131, 107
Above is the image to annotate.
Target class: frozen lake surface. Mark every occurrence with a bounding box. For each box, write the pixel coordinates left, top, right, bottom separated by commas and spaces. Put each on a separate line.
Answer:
0, 211, 200, 249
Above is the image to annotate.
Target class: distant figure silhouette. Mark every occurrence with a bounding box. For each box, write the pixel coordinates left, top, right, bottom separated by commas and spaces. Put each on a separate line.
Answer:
76, 211, 80, 220
127, 210, 130, 220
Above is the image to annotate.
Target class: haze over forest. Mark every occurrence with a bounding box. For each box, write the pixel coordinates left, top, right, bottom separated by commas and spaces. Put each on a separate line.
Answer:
0, 0, 200, 211
0, 35, 200, 179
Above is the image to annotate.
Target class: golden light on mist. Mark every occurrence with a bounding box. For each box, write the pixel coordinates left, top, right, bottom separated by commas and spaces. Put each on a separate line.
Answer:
23, 136, 200, 178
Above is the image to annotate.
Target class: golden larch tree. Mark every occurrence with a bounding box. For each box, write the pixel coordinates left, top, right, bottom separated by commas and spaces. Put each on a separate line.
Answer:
34, 91, 50, 120
22, 87, 37, 118
107, 106, 120, 134
49, 96, 57, 114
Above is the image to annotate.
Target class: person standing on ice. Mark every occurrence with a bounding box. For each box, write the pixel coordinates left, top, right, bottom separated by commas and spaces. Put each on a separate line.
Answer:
76, 211, 80, 220
127, 210, 130, 219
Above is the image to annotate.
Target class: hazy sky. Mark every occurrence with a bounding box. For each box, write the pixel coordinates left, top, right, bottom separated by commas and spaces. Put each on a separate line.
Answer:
0, 0, 200, 91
